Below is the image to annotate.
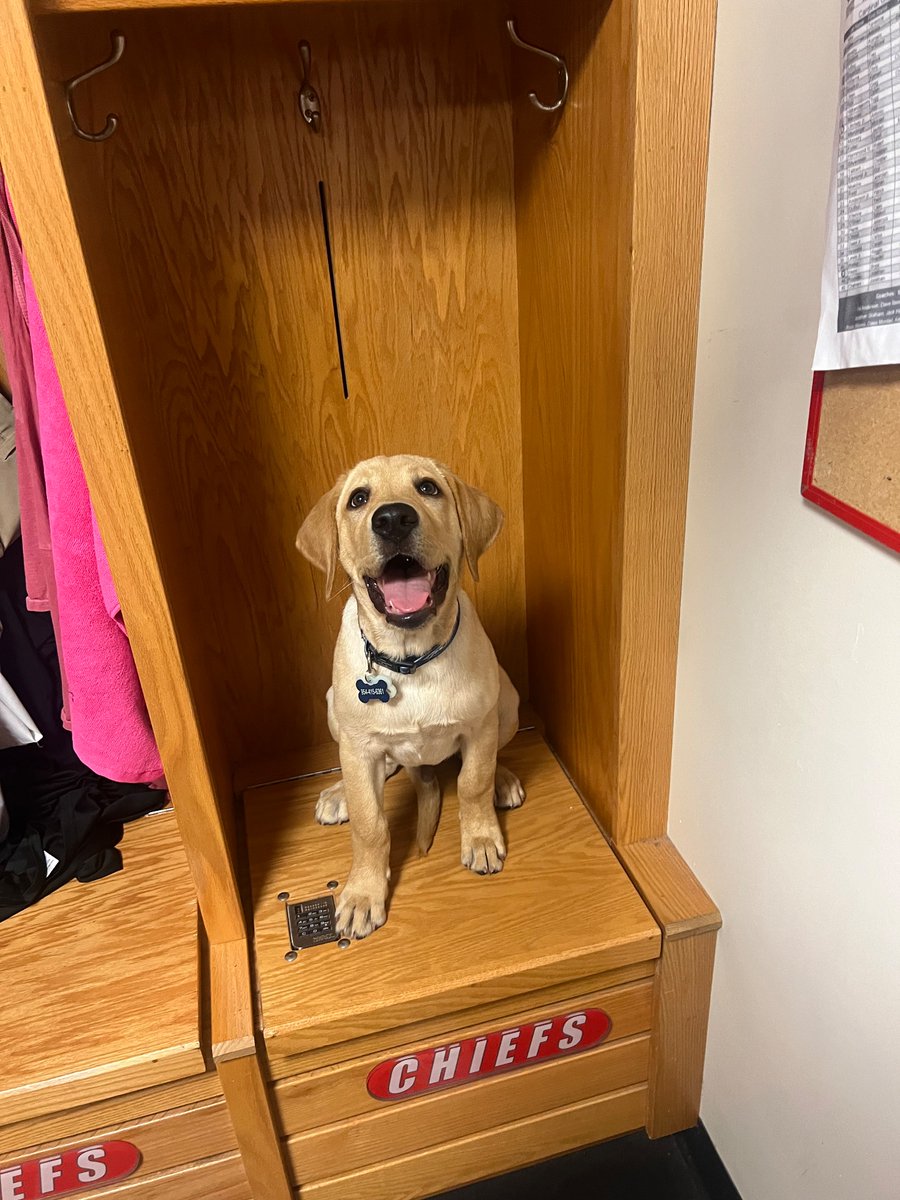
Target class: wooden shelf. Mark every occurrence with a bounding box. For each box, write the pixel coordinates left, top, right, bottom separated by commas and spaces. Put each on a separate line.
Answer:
0, 809, 205, 1125
245, 730, 661, 1063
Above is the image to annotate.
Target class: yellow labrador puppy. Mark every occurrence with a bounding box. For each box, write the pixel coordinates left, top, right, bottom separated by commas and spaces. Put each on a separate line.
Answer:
297, 455, 524, 940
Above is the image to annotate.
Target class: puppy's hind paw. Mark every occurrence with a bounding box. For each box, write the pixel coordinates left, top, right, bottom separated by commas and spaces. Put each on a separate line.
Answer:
494, 765, 525, 810
316, 781, 349, 826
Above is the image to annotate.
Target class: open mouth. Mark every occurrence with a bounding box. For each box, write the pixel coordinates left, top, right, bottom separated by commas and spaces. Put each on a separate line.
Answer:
364, 557, 450, 628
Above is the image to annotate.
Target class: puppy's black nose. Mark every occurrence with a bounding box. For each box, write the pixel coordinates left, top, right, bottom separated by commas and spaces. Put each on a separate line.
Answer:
372, 503, 419, 545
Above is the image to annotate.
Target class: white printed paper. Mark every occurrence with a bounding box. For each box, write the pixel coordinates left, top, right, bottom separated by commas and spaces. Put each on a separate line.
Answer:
815, 0, 900, 368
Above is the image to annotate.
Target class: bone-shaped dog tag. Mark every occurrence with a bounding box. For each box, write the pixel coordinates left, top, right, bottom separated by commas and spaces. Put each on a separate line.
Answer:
355, 673, 398, 704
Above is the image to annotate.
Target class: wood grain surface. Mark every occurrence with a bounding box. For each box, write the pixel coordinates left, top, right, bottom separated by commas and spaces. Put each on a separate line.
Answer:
273, 978, 652, 1135
217, 1055, 293, 1200
514, 0, 716, 844
0, 1073, 222, 1161
0, 1097, 235, 1180
287, 1035, 649, 1183
247, 731, 659, 1060
646, 929, 716, 1138
515, 0, 631, 843
268, 961, 655, 1080
299, 1084, 647, 1200
0, 812, 204, 1125
86, 1151, 250, 1200
210, 940, 256, 1063
34, 3, 524, 764
0, 0, 245, 944
619, 837, 721, 940
617, 0, 718, 843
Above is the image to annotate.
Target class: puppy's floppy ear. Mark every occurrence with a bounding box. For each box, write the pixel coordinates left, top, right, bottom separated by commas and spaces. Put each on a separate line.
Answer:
296, 479, 344, 599
442, 468, 504, 582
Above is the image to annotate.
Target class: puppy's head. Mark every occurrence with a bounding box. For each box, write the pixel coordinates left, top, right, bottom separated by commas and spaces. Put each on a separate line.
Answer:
297, 455, 503, 630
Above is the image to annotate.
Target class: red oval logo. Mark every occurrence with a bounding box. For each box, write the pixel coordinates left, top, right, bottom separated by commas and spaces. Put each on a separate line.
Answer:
0, 1141, 141, 1198
367, 1008, 612, 1101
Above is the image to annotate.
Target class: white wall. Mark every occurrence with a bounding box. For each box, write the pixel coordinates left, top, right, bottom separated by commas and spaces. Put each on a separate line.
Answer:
670, 3, 900, 1199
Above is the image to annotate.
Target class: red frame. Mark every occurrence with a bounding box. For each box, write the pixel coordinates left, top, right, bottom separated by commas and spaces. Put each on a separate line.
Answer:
802, 371, 900, 553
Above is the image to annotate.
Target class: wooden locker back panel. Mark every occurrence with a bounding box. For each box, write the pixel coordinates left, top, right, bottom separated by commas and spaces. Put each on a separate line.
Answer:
35, 5, 525, 764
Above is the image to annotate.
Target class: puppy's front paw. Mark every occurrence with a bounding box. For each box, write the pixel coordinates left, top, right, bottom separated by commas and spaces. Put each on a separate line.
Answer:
494, 765, 525, 810
461, 828, 506, 876
316, 781, 349, 826
335, 882, 387, 940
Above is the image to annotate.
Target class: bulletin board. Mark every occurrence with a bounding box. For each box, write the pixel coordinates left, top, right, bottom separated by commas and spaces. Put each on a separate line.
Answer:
802, 368, 900, 553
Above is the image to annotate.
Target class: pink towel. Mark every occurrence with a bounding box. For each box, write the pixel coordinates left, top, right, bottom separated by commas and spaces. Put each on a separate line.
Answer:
0, 175, 71, 728
22, 260, 162, 783
0, 169, 162, 784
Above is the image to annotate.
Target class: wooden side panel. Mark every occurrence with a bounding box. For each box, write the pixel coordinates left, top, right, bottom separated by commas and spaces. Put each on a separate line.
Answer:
88, 1152, 250, 1200
287, 1036, 649, 1183
514, 0, 633, 836
267, 960, 654, 1079
210, 940, 256, 1063
273, 979, 653, 1134
622, 836, 719, 1137
0, 1098, 236, 1181
299, 1085, 647, 1200
515, 0, 717, 843
646, 930, 716, 1138
618, 0, 718, 842
218, 1055, 293, 1200
34, 2, 524, 764
0, 0, 244, 944
0, 1075, 222, 1161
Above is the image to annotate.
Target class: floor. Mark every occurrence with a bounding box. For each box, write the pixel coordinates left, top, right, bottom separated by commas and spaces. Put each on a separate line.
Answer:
431, 1125, 742, 1200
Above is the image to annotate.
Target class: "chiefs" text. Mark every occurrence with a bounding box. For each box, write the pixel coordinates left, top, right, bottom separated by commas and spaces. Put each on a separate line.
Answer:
367, 1008, 612, 1101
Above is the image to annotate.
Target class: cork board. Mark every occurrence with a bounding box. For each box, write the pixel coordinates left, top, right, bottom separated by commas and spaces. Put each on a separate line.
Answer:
802, 368, 900, 553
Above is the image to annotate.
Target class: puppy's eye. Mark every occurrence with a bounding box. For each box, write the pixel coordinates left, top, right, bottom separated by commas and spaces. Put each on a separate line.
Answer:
416, 479, 441, 497
348, 488, 370, 510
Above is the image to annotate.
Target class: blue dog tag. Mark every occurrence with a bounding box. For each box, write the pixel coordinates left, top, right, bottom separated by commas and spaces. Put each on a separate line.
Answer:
355, 673, 398, 704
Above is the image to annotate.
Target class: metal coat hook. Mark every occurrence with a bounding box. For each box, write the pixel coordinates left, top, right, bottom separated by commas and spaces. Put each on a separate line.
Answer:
64, 31, 125, 143
298, 41, 322, 133
506, 19, 568, 114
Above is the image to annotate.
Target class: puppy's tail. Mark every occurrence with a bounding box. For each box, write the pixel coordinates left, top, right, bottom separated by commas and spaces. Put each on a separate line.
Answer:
412, 766, 442, 855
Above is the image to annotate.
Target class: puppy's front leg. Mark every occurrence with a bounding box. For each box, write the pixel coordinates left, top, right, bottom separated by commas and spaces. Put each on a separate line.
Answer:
459, 711, 506, 876
335, 746, 390, 939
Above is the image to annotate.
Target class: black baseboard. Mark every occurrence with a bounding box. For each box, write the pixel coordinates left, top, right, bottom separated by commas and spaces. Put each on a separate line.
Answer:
431, 1122, 742, 1200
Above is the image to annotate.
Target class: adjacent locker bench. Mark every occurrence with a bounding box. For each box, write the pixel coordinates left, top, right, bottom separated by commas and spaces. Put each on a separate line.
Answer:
0, 0, 720, 1196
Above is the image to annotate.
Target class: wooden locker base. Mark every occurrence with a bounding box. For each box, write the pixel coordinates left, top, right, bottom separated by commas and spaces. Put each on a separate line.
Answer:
0, 810, 252, 1198
0, 810, 203, 1126
298, 1084, 648, 1200
242, 730, 668, 1193
244, 729, 661, 1062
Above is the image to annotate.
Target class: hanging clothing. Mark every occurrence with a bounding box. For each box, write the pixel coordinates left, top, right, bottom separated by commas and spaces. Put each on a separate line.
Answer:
0, 394, 20, 556
0, 749, 163, 922
0, 673, 41, 750
0, 538, 78, 769
0, 175, 65, 715
0, 170, 163, 784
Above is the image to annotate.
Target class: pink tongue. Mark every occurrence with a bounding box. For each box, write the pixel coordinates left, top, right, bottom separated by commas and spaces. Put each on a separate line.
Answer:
381, 575, 432, 615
